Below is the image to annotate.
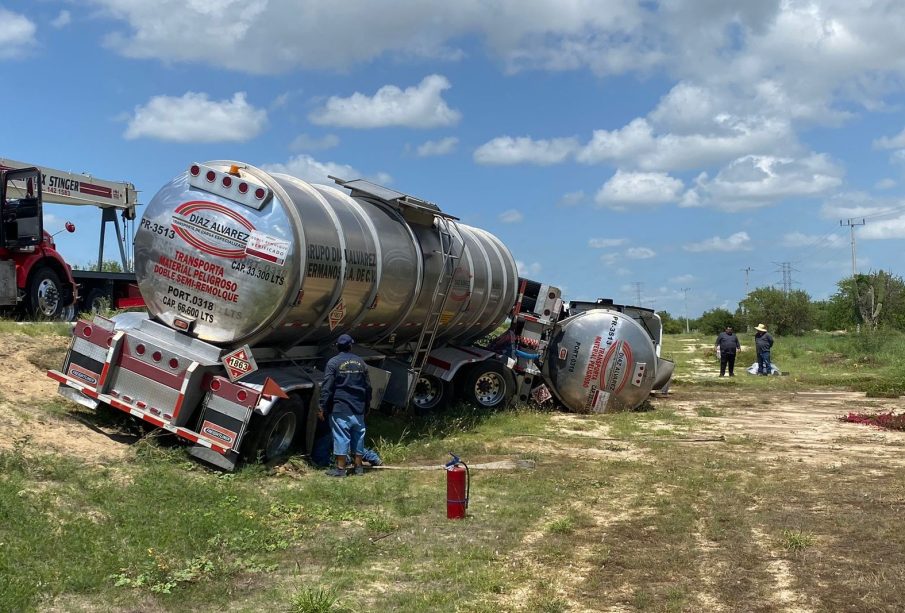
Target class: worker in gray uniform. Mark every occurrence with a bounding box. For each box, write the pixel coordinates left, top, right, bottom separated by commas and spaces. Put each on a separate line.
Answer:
714, 325, 741, 377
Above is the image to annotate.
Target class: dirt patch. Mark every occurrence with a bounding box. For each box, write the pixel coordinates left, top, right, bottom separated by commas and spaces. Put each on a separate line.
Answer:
656, 387, 905, 468
0, 333, 132, 463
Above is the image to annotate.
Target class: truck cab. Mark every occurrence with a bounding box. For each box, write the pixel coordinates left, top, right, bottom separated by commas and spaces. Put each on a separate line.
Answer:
0, 166, 76, 318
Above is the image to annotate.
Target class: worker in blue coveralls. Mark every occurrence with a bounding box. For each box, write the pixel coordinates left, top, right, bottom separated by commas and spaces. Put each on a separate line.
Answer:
319, 334, 372, 477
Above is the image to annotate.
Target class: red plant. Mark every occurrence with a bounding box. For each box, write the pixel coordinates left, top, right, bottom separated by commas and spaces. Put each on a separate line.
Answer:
840, 412, 905, 431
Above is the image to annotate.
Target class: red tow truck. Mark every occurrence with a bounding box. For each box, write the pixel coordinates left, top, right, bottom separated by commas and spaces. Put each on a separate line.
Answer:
0, 158, 143, 318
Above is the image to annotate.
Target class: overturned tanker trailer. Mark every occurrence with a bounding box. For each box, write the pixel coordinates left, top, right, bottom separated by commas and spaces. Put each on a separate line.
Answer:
503, 280, 664, 413
48, 160, 663, 469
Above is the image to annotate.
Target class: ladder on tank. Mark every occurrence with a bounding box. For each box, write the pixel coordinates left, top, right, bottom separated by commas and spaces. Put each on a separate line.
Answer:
405, 217, 465, 405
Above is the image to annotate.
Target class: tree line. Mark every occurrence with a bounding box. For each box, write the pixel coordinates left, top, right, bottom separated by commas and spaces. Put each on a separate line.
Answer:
658, 270, 905, 335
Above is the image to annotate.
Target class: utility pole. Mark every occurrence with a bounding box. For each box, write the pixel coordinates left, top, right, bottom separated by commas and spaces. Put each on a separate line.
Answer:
839, 218, 865, 278
681, 287, 691, 334
740, 266, 753, 309
740, 266, 753, 331
840, 218, 866, 333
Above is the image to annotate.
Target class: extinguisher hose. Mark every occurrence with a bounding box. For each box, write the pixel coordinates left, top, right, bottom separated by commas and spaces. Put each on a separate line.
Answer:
462, 460, 470, 509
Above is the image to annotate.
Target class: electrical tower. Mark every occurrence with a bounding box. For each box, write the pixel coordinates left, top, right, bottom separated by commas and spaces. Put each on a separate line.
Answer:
774, 262, 798, 294
632, 282, 643, 305
839, 218, 865, 278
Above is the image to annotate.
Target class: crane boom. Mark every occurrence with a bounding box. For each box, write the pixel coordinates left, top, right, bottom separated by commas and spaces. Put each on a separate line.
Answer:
0, 157, 138, 216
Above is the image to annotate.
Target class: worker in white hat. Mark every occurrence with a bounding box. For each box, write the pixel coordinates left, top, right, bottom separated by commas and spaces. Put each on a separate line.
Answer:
754, 324, 774, 376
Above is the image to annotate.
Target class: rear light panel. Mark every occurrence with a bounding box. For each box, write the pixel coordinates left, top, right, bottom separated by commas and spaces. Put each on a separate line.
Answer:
188, 162, 271, 210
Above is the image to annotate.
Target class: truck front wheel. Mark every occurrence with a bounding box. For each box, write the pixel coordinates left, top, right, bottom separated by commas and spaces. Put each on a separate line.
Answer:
25, 266, 65, 319
242, 396, 305, 463
461, 360, 514, 410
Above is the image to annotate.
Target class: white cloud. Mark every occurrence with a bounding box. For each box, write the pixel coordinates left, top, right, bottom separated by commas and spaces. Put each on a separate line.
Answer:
0, 8, 36, 58
124, 92, 267, 142
290, 133, 340, 152
557, 190, 585, 207
499, 209, 524, 224
669, 274, 695, 285
90, 1, 648, 74
576, 115, 793, 173
873, 128, 905, 150
262, 154, 391, 186
473, 136, 578, 166
626, 247, 656, 259
781, 232, 846, 248
683, 232, 752, 253
875, 178, 896, 190
310, 75, 460, 129
859, 215, 905, 240
588, 238, 627, 249
51, 10, 72, 29
516, 260, 542, 277
686, 154, 843, 211
594, 170, 684, 209
416, 136, 459, 157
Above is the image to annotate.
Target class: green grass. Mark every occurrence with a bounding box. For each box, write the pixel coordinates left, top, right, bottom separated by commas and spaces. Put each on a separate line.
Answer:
662, 330, 905, 392
8, 328, 905, 611
0, 319, 72, 337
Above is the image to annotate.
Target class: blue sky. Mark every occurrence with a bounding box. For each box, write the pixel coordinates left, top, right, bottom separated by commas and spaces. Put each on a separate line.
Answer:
5, 1, 905, 318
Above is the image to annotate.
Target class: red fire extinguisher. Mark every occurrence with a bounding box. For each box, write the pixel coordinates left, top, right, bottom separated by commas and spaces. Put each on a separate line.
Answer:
445, 453, 470, 520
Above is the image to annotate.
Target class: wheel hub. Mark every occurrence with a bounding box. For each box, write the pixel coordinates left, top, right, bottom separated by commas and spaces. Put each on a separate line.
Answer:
37, 279, 60, 316
474, 372, 504, 405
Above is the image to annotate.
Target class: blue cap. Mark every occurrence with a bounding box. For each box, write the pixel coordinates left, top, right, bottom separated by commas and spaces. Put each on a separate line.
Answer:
336, 333, 354, 347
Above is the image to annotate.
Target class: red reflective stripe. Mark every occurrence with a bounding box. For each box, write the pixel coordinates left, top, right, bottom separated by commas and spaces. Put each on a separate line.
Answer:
114, 296, 145, 308
427, 356, 451, 370
79, 182, 113, 198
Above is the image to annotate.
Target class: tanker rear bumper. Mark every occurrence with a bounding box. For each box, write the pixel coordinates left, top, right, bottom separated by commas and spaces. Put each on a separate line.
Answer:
48, 369, 233, 456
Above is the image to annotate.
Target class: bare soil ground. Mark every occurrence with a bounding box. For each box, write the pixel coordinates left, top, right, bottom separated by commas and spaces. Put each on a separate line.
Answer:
0, 333, 134, 462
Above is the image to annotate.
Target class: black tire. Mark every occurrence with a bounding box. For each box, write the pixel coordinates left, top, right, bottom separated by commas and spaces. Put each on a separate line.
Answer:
85, 288, 110, 313
460, 360, 515, 410
25, 266, 65, 319
411, 374, 451, 413
241, 396, 306, 463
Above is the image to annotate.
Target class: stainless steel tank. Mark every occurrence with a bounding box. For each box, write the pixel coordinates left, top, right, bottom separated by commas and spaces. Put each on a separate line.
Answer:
543, 309, 658, 413
133, 161, 518, 348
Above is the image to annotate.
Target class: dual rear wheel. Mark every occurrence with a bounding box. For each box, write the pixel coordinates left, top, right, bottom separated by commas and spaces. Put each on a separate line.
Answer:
410, 360, 515, 413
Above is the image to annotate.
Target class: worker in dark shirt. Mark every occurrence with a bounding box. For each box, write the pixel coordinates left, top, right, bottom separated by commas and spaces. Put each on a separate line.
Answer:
754, 324, 775, 376
319, 334, 372, 477
714, 326, 741, 377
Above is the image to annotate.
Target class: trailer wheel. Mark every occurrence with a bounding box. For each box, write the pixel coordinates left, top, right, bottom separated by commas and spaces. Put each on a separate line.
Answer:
411, 374, 450, 413
461, 360, 514, 410
85, 288, 110, 314
25, 266, 64, 319
242, 397, 304, 463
